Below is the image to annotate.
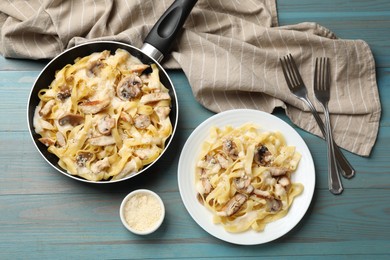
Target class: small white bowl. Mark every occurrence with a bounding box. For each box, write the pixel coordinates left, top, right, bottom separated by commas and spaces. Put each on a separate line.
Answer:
120, 189, 165, 235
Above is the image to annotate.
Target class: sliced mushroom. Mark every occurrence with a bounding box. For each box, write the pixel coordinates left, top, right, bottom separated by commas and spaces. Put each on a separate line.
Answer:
97, 114, 115, 135
58, 113, 84, 126
116, 74, 142, 101
139, 92, 170, 104
217, 193, 247, 217
78, 98, 111, 114
76, 152, 93, 167
87, 60, 105, 77
134, 114, 151, 129
57, 88, 71, 101
222, 139, 239, 160
88, 135, 116, 146
268, 198, 282, 212
254, 145, 272, 166
39, 100, 56, 117
86, 50, 109, 77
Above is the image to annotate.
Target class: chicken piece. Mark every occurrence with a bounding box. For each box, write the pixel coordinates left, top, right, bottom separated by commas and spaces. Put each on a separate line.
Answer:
88, 135, 116, 146
215, 153, 229, 169
38, 137, 55, 147
274, 183, 287, 198
154, 106, 170, 121
139, 92, 170, 104
91, 158, 110, 174
269, 167, 289, 177
128, 64, 150, 74
253, 189, 272, 199
278, 176, 291, 187
199, 177, 212, 195
56, 132, 66, 147
234, 177, 254, 194
196, 167, 213, 197
120, 111, 133, 123
217, 193, 247, 217
39, 100, 56, 117
78, 98, 111, 114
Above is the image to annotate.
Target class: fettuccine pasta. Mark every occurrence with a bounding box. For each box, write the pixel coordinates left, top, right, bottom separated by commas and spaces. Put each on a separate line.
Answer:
33, 49, 172, 181
195, 123, 303, 233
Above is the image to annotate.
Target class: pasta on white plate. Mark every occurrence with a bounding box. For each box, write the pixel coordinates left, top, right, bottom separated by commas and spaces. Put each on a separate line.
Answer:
195, 123, 303, 233
33, 49, 172, 181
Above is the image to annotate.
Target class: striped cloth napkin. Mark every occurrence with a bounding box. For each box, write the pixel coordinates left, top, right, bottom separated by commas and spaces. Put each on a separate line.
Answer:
0, 0, 381, 156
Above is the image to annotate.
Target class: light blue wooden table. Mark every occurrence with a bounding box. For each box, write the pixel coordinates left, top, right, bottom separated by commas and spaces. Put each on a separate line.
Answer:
1, 1, 389, 259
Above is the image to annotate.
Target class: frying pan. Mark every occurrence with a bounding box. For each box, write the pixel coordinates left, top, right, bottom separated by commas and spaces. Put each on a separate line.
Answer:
27, 0, 198, 183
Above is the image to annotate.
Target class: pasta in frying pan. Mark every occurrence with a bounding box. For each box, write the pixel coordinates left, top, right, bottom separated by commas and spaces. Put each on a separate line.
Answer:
195, 123, 303, 233
33, 49, 172, 181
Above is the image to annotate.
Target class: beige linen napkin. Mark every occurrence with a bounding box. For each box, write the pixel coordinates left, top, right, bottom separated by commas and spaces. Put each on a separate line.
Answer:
0, 0, 381, 156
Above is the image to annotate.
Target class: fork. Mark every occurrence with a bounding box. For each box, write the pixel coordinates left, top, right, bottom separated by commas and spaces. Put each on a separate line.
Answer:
280, 54, 355, 179
313, 57, 343, 194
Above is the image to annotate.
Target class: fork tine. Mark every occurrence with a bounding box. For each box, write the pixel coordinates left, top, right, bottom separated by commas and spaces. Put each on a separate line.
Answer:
315, 57, 331, 91
319, 58, 322, 90
280, 57, 290, 87
325, 57, 330, 91
313, 56, 343, 194
314, 58, 319, 90
287, 54, 304, 86
280, 54, 302, 90
321, 57, 326, 91
314, 57, 323, 91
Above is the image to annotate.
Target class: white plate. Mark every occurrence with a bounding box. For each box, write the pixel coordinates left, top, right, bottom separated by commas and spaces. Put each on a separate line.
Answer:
178, 109, 315, 245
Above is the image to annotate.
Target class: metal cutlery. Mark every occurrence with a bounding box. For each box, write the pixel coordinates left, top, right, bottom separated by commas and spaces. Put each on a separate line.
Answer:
280, 54, 355, 180
313, 57, 343, 194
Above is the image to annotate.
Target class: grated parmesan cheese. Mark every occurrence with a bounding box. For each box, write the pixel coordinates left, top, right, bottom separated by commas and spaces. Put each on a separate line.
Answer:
123, 192, 162, 232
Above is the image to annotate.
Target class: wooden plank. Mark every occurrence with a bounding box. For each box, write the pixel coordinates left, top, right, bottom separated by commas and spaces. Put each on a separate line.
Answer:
0, 56, 47, 71
0, 189, 389, 259
277, 0, 390, 67
1, 127, 389, 194
0, 70, 389, 194
1, 68, 389, 132
1, 1, 389, 258
0, 0, 388, 70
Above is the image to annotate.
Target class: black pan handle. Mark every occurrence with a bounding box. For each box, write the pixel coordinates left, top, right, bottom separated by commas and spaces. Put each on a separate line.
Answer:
142, 0, 198, 62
